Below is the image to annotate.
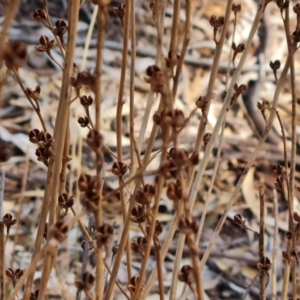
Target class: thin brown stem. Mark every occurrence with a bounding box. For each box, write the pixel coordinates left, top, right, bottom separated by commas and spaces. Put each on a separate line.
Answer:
259, 185, 266, 300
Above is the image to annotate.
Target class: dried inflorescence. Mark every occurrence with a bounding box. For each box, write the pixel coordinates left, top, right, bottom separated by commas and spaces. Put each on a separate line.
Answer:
209, 15, 225, 42
75, 271, 95, 291
167, 180, 183, 203
144, 65, 167, 94
94, 223, 114, 251
29, 290, 40, 300
178, 265, 194, 285
5, 268, 24, 284
231, 42, 245, 67
230, 83, 247, 106
165, 50, 180, 71
50, 221, 68, 242
111, 161, 128, 177
131, 205, 147, 223
127, 276, 143, 295
136, 184, 156, 206
257, 100, 270, 111
36, 35, 56, 53
29, 129, 53, 166
282, 250, 297, 266
3, 213, 17, 237
113, 3, 126, 26
233, 213, 258, 235
26, 86, 41, 102
270, 60, 281, 81
71, 71, 96, 95
78, 116, 90, 128
2, 41, 27, 69
131, 236, 147, 256
257, 256, 272, 286
58, 193, 74, 217
78, 173, 100, 210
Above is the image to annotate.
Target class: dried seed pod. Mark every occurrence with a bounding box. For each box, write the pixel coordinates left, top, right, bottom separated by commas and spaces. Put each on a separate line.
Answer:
232, 3, 241, 13
78, 173, 93, 192
58, 193, 74, 209
111, 161, 128, 177
195, 96, 208, 111
178, 217, 197, 234
77, 71, 96, 86
131, 205, 147, 223
5, 268, 24, 282
36, 35, 56, 52
294, 212, 300, 223
166, 180, 183, 202
166, 50, 180, 69
52, 221, 68, 242
2, 41, 27, 69
178, 265, 194, 285
257, 100, 270, 111
80, 95, 93, 107
53, 19, 68, 36
26, 86, 41, 101
144, 65, 166, 94
86, 129, 103, 151
95, 223, 115, 250
33, 9, 47, 23
136, 184, 156, 205
3, 213, 17, 227
127, 276, 142, 294
78, 117, 89, 128
113, 3, 126, 25
75, 271, 95, 291
131, 236, 147, 255
30, 290, 40, 300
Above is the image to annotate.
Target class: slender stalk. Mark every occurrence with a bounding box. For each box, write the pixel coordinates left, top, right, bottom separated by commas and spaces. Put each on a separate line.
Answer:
114, 0, 133, 284
154, 241, 165, 300
0, 170, 5, 300
259, 185, 266, 300
23, 2, 81, 299
271, 189, 278, 300
93, 1, 108, 298
199, 50, 289, 271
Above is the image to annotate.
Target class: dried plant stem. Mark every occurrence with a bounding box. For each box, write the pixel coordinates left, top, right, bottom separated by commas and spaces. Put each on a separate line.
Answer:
281, 240, 292, 300
199, 47, 289, 271
169, 2, 233, 297
93, 2, 108, 298
282, 6, 297, 299
0, 221, 4, 300
81, 5, 98, 72
23, 2, 81, 299
172, 0, 191, 100
132, 175, 166, 300
258, 185, 266, 300
135, 0, 166, 154
115, 0, 133, 283
169, 225, 185, 300
271, 189, 278, 300
129, 0, 136, 173
243, 271, 259, 300
8, 248, 44, 300
154, 242, 165, 300
11, 69, 47, 132
0, 0, 21, 126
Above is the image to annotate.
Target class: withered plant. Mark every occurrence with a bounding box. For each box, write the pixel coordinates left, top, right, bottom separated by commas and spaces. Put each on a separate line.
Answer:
0, 0, 300, 299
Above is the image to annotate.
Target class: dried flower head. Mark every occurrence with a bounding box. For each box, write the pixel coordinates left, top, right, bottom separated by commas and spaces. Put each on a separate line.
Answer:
78, 117, 90, 128
33, 9, 47, 23
136, 184, 156, 205
111, 161, 128, 177
2, 41, 27, 69
75, 271, 95, 291
131, 205, 147, 223
178, 217, 197, 234
51, 221, 68, 242
5, 268, 24, 282
86, 129, 103, 151
36, 35, 56, 52
131, 236, 147, 255
178, 265, 194, 285
144, 65, 166, 94
94, 223, 114, 250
